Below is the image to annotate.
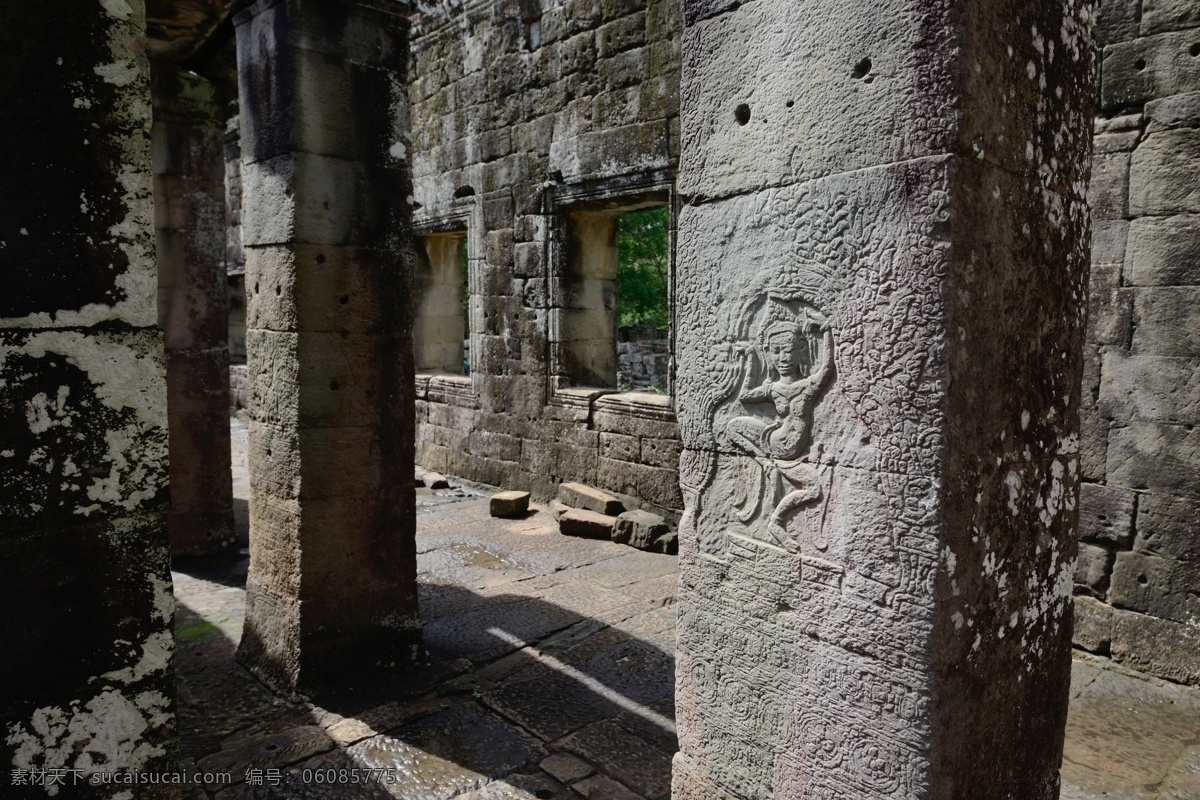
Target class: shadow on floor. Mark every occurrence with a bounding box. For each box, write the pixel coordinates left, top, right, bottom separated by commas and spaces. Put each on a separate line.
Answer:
172, 562, 676, 800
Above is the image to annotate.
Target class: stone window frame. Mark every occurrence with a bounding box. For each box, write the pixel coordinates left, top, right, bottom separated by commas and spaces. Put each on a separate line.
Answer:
413, 205, 481, 409
545, 171, 677, 414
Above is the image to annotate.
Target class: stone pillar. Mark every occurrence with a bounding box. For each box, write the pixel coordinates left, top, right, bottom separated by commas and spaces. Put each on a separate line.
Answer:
673, 3, 1095, 799
152, 63, 237, 557
226, 114, 249, 367
232, 0, 420, 692
0, 0, 177, 792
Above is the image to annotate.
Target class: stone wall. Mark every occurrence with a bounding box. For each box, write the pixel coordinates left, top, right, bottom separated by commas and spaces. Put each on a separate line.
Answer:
618, 333, 670, 391
0, 0, 177, 791
408, 0, 684, 517
1074, 0, 1200, 685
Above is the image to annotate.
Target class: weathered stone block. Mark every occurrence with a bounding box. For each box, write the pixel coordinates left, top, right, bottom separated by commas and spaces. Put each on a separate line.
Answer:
1127, 214, 1200, 285
679, 1, 952, 199
1091, 219, 1129, 265
613, 509, 669, 550
1146, 90, 1200, 131
549, 121, 670, 181
1134, 492, 1200, 563
1107, 420, 1200, 500
490, 490, 531, 517
1097, 0, 1141, 44
292, 48, 391, 165
1080, 406, 1110, 483
599, 431, 640, 461
1131, 287, 1200, 359
597, 12, 646, 58
469, 430, 522, 463
1102, 32, 1200, 110
559, 508, 618, 539
1078, 482, 1136, 547
241, 155, 297, 246
1110, 608, 1200, 684
635, 463, 683, 510
486, 228, 515, 270
1082, 343, 1102, 412
1130, 129, 1200, 216
467, 453, 523, 489
1072, 596, 1114, 654
640, 435, 682, 470
423, 471, 451, 490
1088, 151, 1130, 221
557, 481, 626, 515
513, 241, 543, 278
594, 408, 678, 441
1075, 542, 1113, 596
600, 50, 648, 92
1110, 550, 1200, 623
1093, 129, 1142, 155
597, 455, 639, 497
1140, 0, 1200, 36
1098, 351, 1200, 425
1086, 263, 1132, 347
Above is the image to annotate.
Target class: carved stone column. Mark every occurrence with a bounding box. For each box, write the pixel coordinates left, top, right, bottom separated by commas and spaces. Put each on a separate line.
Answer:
232, 0, 420, 692
673, 2, 1096, 798
0, 0, 177, 787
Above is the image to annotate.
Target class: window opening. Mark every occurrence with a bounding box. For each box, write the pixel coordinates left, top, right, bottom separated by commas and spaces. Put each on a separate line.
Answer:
414, 233, 469, 375
560, 202, 670, 393
616, 207, 670, 393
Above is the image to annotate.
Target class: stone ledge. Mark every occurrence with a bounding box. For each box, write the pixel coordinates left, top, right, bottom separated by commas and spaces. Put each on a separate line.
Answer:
418, 372, 478, 408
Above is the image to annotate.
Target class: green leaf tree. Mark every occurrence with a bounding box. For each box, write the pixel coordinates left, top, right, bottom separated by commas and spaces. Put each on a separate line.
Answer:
617, 207, 670, 330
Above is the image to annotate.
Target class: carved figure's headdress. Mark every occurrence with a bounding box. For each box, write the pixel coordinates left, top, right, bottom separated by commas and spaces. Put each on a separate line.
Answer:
755, 296, 824, 345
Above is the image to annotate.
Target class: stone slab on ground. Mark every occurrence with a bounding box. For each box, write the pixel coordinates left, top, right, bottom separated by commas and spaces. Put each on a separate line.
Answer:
423, 470, 451, 489
612, 509, 668, 550
559, 508, 618, 540
1061, 652, 1200, 799
556, 719, 673, 798
557, 482, 626, 516
490, 490, 531, 517
540, 752, 595, 784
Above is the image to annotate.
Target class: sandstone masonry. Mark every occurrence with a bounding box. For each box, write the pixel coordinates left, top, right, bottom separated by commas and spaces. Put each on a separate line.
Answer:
1074, 0, 1200, 685
407, 0, 684, 519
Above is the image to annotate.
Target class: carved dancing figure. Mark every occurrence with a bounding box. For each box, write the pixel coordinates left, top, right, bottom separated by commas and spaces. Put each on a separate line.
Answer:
723, 301, 834, 546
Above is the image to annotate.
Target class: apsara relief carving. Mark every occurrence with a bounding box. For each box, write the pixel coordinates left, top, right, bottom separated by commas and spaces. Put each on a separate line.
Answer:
717, 295, 834, 548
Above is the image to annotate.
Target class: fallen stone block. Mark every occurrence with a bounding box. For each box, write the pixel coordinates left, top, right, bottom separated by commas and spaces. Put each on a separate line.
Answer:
655, 528, 679, 555
414, 467, 429, 488
559, 508, 617, 540
549, 499, 571, 519
490, 490, 531, 518
557, 481, 625, 516
613, 509, 669, 550
423, 471, 450, 490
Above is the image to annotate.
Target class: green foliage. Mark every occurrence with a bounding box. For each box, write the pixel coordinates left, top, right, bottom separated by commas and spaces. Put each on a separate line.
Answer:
617, 207, 670, 330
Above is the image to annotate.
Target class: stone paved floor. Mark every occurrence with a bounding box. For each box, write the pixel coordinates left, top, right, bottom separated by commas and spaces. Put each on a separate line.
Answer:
170, 422, 1199, 800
